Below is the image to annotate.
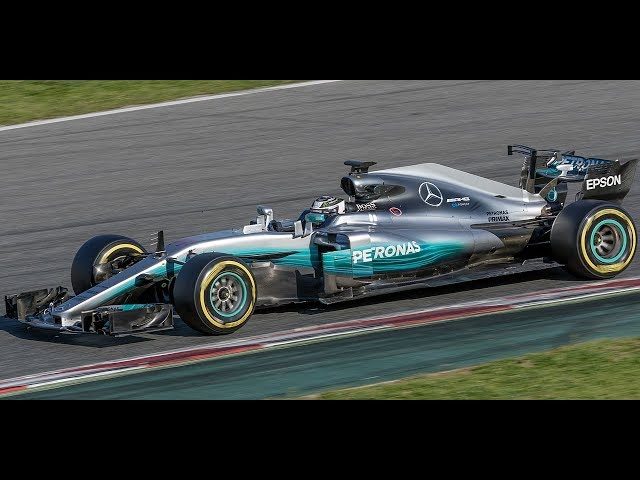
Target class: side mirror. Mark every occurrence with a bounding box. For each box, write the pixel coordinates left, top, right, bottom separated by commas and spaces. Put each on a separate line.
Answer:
257, 205, 274, 224
257, 205, 273, 217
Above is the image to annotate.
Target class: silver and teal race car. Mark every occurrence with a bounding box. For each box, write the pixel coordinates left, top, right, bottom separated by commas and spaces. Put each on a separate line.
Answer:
5, 145, 638, 336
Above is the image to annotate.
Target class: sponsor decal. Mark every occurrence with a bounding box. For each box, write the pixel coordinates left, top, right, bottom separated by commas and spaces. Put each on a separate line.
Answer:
352, 241, 422, 264
389, 207, 403, 216
486, 210, 510, 222
418, 182, 443, 207
546, 187, 558, 203
538, 156, 613, 178
446, 197, 470, 203
586, 175, 622, 190
451, 202, 470, 208
486, 210, 509, 216
561, 155, 610, 172
356, 202, 377, 211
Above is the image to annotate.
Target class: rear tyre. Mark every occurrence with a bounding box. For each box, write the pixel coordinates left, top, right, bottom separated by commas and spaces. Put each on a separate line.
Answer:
173, 253, 256, 335
71, 234, 147, 294
551, 200, 637, 279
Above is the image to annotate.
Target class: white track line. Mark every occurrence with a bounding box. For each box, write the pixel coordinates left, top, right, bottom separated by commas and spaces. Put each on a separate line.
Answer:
0, 80, 343, 133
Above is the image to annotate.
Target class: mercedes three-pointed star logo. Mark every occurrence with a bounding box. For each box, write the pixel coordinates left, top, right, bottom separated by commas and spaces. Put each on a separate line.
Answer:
419, 182, 443, 207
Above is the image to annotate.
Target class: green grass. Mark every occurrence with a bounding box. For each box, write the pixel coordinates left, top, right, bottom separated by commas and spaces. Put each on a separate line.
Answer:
311, 337, 640, 399
0, 80, 303, 126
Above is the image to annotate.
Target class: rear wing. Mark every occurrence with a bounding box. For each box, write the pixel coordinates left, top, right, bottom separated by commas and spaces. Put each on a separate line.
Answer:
508, 144, 638, 203
579, 158, 638, 204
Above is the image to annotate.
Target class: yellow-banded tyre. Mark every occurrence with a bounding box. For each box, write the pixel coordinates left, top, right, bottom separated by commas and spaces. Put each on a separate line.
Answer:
173, 253, 256, 335
551, 200, 637, 279
71, 234, 147, 294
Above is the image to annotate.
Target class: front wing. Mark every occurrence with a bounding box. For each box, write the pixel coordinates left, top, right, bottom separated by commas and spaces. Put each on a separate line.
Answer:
5, 287, 173, 336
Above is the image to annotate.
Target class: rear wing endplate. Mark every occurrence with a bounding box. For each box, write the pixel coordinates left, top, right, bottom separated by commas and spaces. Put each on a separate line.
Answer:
579, 158, 638, 204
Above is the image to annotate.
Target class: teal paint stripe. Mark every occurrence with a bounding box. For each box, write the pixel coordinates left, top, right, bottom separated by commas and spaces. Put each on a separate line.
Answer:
119, 304, 155, 311
229, 248, 317, 268
323, 249, 354, 276
103, 262, 183, 303
104, 247, 315, 305
323, 243, 466, 276
537, 167, 561, 177
103, 241, 463, 302
372, 244, 464, 272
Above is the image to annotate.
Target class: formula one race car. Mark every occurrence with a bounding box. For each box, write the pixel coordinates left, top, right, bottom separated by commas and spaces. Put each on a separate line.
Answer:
5, 145, 638, 336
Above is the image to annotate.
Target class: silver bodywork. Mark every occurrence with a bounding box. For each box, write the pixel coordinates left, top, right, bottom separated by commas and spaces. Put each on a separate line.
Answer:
9, 161, 554, 333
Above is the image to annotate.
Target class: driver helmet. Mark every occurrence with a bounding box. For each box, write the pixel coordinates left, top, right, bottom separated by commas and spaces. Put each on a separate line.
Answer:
310, 196, 346, 215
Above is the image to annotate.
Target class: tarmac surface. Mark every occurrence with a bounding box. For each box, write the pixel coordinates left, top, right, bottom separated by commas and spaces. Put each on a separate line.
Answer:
1, 80, 639, 381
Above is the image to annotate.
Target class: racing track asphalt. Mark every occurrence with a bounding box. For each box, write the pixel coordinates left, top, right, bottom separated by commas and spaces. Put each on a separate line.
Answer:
2, 80, 640, 381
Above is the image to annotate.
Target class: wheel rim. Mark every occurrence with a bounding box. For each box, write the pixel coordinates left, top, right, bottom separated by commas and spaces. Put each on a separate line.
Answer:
209, 272, 247, 318
590, 219, 627, 264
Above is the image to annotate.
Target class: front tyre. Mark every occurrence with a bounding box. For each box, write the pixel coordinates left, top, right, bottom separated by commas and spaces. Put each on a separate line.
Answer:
173, 253, 256, 335
551, 200, 637, 279
71, 234, 147, 294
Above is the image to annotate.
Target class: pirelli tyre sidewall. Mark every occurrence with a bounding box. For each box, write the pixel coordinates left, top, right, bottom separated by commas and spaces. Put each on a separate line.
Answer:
551, 200, 637, 279
173, 253, 256, 335
71, 234, 146, 294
